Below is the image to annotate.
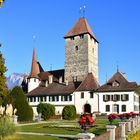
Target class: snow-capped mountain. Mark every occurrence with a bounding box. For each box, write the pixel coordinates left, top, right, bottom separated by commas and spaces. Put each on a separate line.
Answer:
6, 73, 25, 90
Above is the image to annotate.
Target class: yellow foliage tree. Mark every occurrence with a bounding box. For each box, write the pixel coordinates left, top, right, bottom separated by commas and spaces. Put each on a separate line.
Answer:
0, 0, 4, 8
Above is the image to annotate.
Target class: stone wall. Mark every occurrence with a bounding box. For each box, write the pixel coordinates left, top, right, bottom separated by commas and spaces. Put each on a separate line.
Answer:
64, 34, 98, 82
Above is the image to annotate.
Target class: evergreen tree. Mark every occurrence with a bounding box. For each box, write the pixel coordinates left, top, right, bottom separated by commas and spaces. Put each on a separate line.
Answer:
10, 86, 33, 121
0, 44, 7, 105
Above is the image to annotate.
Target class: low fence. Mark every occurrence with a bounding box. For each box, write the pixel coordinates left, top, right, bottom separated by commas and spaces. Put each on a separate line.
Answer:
92, 117, 140, 140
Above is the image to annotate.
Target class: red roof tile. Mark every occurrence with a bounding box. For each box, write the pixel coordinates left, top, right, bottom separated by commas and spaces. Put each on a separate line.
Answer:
64, 18, 98, 42
76, 73, 100, 91
29, 48, 40, 78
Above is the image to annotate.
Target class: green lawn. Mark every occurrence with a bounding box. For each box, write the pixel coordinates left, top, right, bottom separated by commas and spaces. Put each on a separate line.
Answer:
12, 119, 120, 140
4, 134, 76, 140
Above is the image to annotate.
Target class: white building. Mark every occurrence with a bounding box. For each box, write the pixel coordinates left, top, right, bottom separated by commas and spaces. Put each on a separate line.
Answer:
97, 71, 139, 115
25, 17, 139, 116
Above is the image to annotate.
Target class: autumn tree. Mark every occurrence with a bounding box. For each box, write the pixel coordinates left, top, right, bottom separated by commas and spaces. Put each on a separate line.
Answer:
0, 0, 5, 8
0, 44, 7, 105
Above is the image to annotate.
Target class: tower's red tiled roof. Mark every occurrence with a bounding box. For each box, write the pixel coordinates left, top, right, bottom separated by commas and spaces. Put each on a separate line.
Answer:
76, 73, 100, 91
29, 48, 40, 78
64, 18, 98, 42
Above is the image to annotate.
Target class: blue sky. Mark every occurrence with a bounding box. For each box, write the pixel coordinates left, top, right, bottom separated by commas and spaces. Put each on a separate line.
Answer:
0, 0, 140, 85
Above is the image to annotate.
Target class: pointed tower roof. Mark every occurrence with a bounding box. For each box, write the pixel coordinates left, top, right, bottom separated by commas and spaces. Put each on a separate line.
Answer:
29, 48, 40, 78
64, 18, 98, 42
76, 73, 100, 91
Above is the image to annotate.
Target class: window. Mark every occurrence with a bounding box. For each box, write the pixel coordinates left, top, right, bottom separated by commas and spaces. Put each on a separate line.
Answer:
81, 92, 84, 98
40, 96, 43, 102
49, 96, 59, 102
106, 105, 110, 112
113, 94, 120, 101
103, 95, 110, 101
90, 92, 94, 98
33, 97, 36, 102
30, 97, 33, 102
61, 95, 72, 101
80, 34, 84, 39
69, 95, 72, 101
75, 46, 78, 52
70, 37, 74, 40
121, 94, 129, 101
44, 96, 47, 102
37, 97, 40, 102
122, 105, 126, 112
112, 81, 119, 87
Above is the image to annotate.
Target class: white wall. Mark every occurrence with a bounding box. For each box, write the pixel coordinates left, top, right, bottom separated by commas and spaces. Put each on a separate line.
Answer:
98, 91, 139, 115
74, 91, 98, 114
28, 95, 75, 115
28, 78, 40, 92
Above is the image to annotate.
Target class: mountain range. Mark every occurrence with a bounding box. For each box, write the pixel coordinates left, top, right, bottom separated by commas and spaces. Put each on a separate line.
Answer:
6, 73, 25, 90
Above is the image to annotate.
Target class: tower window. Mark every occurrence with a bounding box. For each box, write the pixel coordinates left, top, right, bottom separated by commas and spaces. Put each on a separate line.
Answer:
80, 34, 84, 39
70, 37, 74, 40
75, 46, 78, 52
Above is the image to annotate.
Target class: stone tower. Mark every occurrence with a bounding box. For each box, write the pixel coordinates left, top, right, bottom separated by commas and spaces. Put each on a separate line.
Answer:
64, 18, 99, 82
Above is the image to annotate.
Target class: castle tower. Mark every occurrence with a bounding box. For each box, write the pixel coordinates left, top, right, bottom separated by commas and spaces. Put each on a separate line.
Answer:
64, 18, 99, 82
27, 48, 40, 92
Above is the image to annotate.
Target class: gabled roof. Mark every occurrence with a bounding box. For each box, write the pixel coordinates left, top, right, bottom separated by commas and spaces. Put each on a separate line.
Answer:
76, 73, 100, 91
64, 18, 98, 42
98, 71, 137, 92
26, 81, 81, 97
29, 48, 40, 78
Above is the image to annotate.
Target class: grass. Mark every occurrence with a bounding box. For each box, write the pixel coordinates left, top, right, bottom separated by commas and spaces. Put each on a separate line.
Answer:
16, 123, 81, 135
4, 134, 76, 140
6, 119, 120, 140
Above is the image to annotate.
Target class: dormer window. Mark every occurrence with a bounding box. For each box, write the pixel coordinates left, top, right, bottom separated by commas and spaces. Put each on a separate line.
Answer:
112, 81, 119, 87
70, 37, 74, 40
80, 34, 84, 39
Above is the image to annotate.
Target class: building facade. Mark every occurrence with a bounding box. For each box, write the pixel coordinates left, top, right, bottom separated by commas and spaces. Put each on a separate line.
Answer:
25, 18, 139, 116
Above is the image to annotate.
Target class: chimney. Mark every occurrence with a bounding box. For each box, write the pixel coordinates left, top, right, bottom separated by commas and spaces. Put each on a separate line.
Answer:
59, 76, 62, 84
49, 75, 53, 84
122, 72, 126, 79
65, 79, 68, 86
45, 80, 48, 87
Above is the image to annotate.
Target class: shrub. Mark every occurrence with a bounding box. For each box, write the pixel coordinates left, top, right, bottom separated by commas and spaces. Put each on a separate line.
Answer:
37, 103, 55, 120
108, 113, 117, 124
62, 105, 76, 120
10, 86, 33, 121
0, 117, 15, 139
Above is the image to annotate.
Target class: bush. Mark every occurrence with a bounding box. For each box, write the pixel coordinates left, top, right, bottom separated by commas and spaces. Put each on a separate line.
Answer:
0, 117, 15, 139
62, 105, 76, 120
37, 103, 55, 120
10, 86, 33, 121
